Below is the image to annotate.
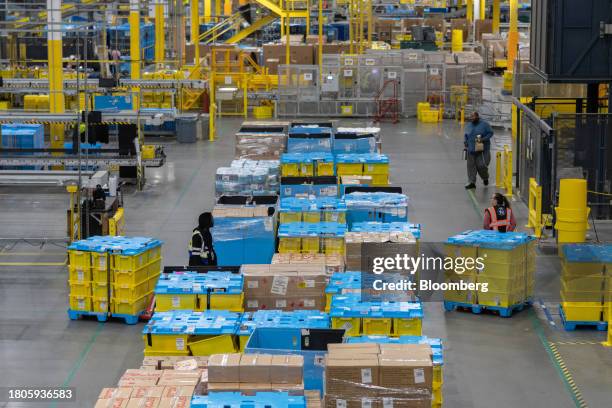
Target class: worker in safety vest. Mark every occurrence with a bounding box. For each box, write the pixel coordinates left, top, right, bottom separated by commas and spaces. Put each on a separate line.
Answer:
188, 212, 217, 266
484, 193, 516, 232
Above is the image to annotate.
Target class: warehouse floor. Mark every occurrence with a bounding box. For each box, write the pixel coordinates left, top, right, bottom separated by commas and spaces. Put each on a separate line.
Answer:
1, 116, 611, 408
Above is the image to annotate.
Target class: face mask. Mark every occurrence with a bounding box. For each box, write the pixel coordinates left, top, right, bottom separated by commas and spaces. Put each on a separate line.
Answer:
472, 118, 479, 124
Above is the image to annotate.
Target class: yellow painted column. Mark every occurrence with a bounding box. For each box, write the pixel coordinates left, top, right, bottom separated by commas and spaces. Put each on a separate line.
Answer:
215, 0, 221, 21
204, 0, 211, 23
224, 0, 232, 16
367, 0, 372, 47
285, 16, 290, 66
155, 2, 165, 66
191, 0, 200, 64
467, 0, 473, 22
479, 0, 485, 20
129, 0, 141, 109
492, 0, 500, 34
507, 0, 519, 73
318, 0, 323, 78
47, 0, 65, 151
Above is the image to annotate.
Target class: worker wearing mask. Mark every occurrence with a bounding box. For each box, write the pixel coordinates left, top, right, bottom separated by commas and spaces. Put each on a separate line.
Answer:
484, 193, 516, 232
188, 212, 217, 266
464, 112, 494, 189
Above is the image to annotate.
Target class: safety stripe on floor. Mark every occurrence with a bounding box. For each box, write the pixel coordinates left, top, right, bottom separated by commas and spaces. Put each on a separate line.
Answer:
551, 341, 601, 346
548, 341, 589, 408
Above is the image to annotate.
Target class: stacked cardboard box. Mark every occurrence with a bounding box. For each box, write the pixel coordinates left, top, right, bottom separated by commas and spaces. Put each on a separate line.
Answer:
141, 356, 209, 371
325, 344, 433, 408
240, 264, 328, 311
314, 43, 352, 64
272, 253, 345, 274
235, 132, 288, 160
208, 353, 304, 395
475, 20, 493, 42
95, 368, 207, 408
374, 18, 402, 44
480, 34, 506, 70
263, 43, 315, 74
345, 233, 418, 271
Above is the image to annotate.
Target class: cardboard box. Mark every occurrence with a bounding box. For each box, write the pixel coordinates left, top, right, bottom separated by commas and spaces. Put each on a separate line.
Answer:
328, 343, 380, 354
98, 388, 133, 400
475, 19, 493, 41
306, 35, 326, 44
130, 386, 165, 398
157, 370, 201, 387
378, 344, 433, 388
239, 382, 273, 394
208, 353, 241, 383
157, 396, 191, 408
239, 354, 272, 383
263, 44, 314, 74
280, 34, 306, 45
118, 370, 161, 387
95, 398, 129, 408
325, 356, 380, 396
208, 382, 241, 392
160, 385, 195, 398
244, 296, 326, 311
126, 397, 160, 408
270, 355, 304, 384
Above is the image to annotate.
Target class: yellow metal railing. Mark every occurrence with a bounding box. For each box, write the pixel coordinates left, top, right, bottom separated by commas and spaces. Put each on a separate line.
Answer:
525, 178, 544, 238
604, 302, 612, 347
496, 145, 513, 197
109, 208, 125, 236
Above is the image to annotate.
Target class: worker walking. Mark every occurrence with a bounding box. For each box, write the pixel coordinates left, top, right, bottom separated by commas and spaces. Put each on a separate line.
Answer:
188, 212, 217, 266
484, 193, 516, 232
464, 112, 494, 189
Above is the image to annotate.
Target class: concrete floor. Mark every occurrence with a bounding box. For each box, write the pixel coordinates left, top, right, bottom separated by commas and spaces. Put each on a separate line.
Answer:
0, 116, 611, 408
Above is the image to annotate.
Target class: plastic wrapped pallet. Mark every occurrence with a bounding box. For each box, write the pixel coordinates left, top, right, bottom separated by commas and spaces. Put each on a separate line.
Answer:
287, 126, 333, 153
240, 264, 328, 311
215, 159, 280, 196
333, 127, 380, 154
235, 132, 287, 160
211, 217, 276, 265
324, 343, 433, 408
344, 192, 408, 227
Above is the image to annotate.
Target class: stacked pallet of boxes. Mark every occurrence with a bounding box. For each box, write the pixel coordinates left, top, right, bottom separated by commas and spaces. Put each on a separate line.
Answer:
278, 222, 347, 256
330, 293, 423, 337
324, 343, 434, 408
335, 154, 390, 186
0, 123, 44, 170
287, 126, 333, 153
235, 122, 289, 160
346, 336, 444, 408
559, 244, 612, 330
332, 128, 380, 154
344, 192, 408, 227
272, 253, 345, 274
67, 236, 162, 324
155, 271, 244, 312
279, 197, 346, 224
143, 310, 242, 356
240, 264, 328, 311
281, 153, 336, 177
443, 230, 535, 317
215, 159, 280, 196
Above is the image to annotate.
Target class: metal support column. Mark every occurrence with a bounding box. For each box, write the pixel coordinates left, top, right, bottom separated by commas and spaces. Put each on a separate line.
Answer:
492, 0, 500, 34
47, 0, 65, 153
467, 0, 473, 22
507, 0, 518, 73
215, 0, 221, 20
318, 0, 323, 78
204, 0, 211, 23
479, 0, 485, 20
129, 0, 141, 110
155, 2, 165, 66
191, 0, 200, 64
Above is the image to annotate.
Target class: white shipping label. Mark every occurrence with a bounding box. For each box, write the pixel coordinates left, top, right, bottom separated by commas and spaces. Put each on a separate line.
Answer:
176, 338, 185, 351
398, 208, 406, 218
99, 257, 106, 269
247, 300, 259, 308
344, 69, 353, 77
388, 71, 397, 79
429, 68, 439, 75
414, 368, 425, 384
304, 73, 313, 81
361, 368, 372, 384
271, 276, 289, 295
382, 398, 393, 408
304, 299, 315, 307
361, 398, 373, 408
336, 400, 347, 408
78, 299, 85, 309
193, 283, 202, 292
264, 218, 273, 231
275, 299, 287, 308
304, 279, 315, 288
77, 270, 84, 281
172, 296, 181, 307
224, 76, 232, 85
247, 281, 259, 289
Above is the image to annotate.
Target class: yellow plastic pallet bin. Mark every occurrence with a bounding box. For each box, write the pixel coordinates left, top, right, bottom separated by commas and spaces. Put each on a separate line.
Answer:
299, 163, 314, 177
433, 365, 443, 385
188, 334, 237, 356
560, 279, 603, 302
561, 301, 603, 322
112, 292, 151, 315
279, 212, 302, 223
69, 280, 91, 297
478, 246, 524, 264
69, 250, 91, 271
322, 212, 346, 224
278, 237, 301, 254
209, 293, 244, 312
392, 317, 422, 336
480, 275, 526, 293
363, 317, 392, 335
303, 211, 321, 223
112, 278, 150, 301
445, 244, 478, 261
92, 281, 110, 298
370, 174, 389, 185
363, 163, 389, 175
92, 268, 110, 284
477, 290, 522, 308
69, 295, 91, 312
323, 237, 344, 255
433, 390, 443, 405
419, 110, 440, 123
144, 333, 191, 354
112, 252, 149, 273
479, 260, 525, 278
316, 161, 335, 176
91, 252, 108, 272
156, 294, 198, 312
561, 274, 605, 292
281, 163, 300, 177
92, 297, 109, 313
562, 261, 604, 277
331, 317, 361, 336
148, 246, 162, 262
147, 259, 162, 278
114, 266, 149, 287
336, 163, 363, 175
69, 267, 91, 283
237, 335, 249, 352
301, 237, 320, 254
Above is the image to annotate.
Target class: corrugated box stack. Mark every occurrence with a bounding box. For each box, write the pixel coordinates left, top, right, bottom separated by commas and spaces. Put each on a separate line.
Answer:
235, 132, 288, 160
272, 253, 345, 274
207, 353, 304, 395
263, 43, 315, 74
240, 264, 328, 311
325, 343, 434, 408
480, 34, 506, 70
214, 159, 280, 196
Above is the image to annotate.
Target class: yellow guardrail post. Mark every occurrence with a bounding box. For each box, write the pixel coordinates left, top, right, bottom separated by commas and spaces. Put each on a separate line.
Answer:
109, 208, 125, 236
525, 178, 543, 238
604, 301, 612, 347
503, 145, 513, 197
495, 151, 502, 187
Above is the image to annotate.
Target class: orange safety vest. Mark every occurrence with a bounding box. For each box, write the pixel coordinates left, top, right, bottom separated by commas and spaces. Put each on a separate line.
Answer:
487, 206, 512, 231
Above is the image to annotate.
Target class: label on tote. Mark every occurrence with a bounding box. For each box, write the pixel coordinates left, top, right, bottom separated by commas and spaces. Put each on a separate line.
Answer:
271, 276, 289, 295
172, 296, 180, 308
247, 281, 259, 289
275, 299, 287, 308
361, 398, 373, 408
382, 398, 394, 408
414, 368, 425, 384
247, 300, 258, 308
175, 338, 185, 351
77, 270, 84, 281
304, 73, 313, 81
336, 400, 347, 408
303, 299, 315, 308
361, 368, 372, 384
